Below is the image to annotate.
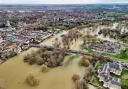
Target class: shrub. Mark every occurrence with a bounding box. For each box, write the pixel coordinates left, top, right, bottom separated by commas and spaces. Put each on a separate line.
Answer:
80, 57, 90, 67
75, 80, 81, 89
41, 64, 49, 72
25, 73, 39, 86
72, 74, 80, 82
24, 48, 66, 67
74, 80, 89, 89
24, 54, 31, 62
36, 57, 45, 65
28, 56, 36, 65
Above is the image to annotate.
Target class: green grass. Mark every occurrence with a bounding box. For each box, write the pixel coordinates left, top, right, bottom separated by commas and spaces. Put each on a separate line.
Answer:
102, 12, 124, 17
84, 47, 93, 53
55, 25, 67, 30
115, 48, 128, 59
108, 48, 128, 62
121, 69, 128, 89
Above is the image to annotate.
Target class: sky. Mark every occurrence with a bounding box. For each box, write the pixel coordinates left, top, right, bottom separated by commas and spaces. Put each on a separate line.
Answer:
0, 0, 128, 4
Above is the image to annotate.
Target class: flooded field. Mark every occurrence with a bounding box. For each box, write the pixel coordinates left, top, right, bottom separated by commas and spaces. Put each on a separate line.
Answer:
0, 52, 85, 89
0, 30, 94, 89
81, 26, 118, 42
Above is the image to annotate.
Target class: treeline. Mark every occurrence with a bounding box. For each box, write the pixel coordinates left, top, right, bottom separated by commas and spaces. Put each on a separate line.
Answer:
24, 47, 67, 67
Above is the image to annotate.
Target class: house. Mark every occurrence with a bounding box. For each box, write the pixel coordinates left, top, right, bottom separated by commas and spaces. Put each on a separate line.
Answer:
98, 62, 122, 89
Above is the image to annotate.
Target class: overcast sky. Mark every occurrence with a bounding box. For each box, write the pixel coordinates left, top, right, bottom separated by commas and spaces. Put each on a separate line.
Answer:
0, 0, 128, 4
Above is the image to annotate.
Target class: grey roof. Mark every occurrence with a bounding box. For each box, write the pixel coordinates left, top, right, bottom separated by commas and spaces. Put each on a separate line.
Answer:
98, 62, 122, 87
111, 77, 121, 86
104, 75, 110, 82
108, 62, 121, 70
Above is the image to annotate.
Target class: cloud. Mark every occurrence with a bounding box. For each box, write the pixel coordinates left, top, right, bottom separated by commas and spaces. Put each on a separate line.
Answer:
0, 0, 128, 4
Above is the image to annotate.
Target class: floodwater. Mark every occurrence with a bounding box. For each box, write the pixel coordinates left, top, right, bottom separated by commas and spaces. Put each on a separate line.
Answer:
0, 50, 85, 89
81, 26, 118, 42
0, 30, 93, 89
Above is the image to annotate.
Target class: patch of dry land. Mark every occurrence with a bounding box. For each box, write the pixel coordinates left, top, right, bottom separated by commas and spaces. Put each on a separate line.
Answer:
0, 30, 96, 89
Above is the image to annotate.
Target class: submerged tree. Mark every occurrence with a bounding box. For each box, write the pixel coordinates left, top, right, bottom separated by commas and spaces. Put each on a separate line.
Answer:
80, 56, 92, 67
41, 64, 49, 72
72, 74, 80, 82
25, 73, 40, 86
53, 38, 61, 48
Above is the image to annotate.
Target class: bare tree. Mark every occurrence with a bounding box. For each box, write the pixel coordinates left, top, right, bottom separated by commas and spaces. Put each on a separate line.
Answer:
25, 73, 40, 86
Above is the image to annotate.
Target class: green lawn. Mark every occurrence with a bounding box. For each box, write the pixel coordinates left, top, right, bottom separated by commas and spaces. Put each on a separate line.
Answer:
55, 25, 67, 30
108, 48, 128, 62
103, 12, 124, 17
84, 47, 93, 53
121, 69, 128, 89
115, 48, 128, 59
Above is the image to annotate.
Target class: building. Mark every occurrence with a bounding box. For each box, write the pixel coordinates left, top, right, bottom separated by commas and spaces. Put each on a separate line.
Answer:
98, 62, 122, 89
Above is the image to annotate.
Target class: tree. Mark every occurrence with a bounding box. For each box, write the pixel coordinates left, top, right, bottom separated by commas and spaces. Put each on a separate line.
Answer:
62, 35, 70, 49
83, 67, 94, 83
36, 57, 45, 65
29, 56, 37, 65
53, 38, 61, 47
72, 74, 80, 82
24, 54, 31, 62
80, 56, 91, 67
25, 73, 40, 86
73, 79, 89, 89
41, 64, 49, 72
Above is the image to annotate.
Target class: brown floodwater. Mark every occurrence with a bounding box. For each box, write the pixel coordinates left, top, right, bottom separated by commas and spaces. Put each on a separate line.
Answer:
0, 31, 94, 89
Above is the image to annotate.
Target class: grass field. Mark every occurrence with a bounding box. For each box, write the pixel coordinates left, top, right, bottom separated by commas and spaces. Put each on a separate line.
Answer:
102, 12, 124, 17
121, 69, 128, 89
108, 48, 128, 62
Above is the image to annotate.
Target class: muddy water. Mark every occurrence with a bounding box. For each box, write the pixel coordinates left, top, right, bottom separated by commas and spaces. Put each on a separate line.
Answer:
82, 26, 118, 42
0, 31, 90, 89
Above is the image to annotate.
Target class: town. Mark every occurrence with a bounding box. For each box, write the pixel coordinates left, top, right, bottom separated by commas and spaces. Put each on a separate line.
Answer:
0, 4, 128, 89
0, 20, 61, 62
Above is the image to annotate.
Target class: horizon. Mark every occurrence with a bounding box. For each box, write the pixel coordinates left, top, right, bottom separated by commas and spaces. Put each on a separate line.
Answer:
0, 0, 128, 5
0, 3, 128, 5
